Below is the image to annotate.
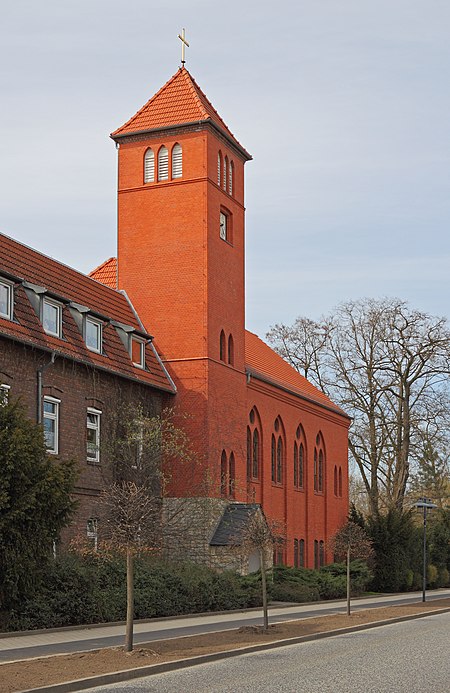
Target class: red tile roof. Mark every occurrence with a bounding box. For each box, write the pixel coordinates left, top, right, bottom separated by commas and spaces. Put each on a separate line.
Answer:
111, 68, 250, 158
89, 257, 117, 289
0, 233, 174, 392
245, 330, 347, 416
89, 258, 344, 413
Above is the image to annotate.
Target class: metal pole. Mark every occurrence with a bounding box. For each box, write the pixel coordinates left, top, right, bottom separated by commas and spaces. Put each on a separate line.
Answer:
422, 504, 427, 603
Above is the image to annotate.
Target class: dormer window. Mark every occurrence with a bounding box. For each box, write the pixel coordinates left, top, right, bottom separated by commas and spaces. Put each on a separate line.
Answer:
85, 316, 102, 353
0, 279, 13, 320
42, 297, 62, 337
131, 336, 145, 369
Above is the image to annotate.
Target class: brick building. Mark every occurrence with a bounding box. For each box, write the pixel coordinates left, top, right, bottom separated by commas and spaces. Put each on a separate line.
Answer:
0, 66, 350, 568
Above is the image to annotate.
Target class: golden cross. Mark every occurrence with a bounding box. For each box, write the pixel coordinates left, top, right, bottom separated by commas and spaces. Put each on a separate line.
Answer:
178, 28, 189, 65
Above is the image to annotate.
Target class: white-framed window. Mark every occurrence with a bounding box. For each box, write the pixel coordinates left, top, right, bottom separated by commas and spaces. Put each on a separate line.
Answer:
43, 396, 60, 454
158, 146, 169, 181
86, 518, 98, 550
144, 147, 155, 183
171, 143, 182, 179
42, 297, 62, 337
87, 408, 101, 463
131, 336, 146, 369
85, 316, 102, 353
0, 279, 13, 320
0, 384, 11, 406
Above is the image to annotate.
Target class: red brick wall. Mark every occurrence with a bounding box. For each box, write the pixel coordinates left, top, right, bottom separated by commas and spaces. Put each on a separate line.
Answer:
0, 336, 166, 544
115, 121, 349, 568
117, 126, 249, 503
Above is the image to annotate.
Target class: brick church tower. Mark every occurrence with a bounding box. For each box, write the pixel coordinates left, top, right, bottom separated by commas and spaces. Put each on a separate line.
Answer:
111, 68, 252, 497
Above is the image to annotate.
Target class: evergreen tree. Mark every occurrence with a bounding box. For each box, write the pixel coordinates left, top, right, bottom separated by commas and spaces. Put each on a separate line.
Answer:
0, 400, 77, 610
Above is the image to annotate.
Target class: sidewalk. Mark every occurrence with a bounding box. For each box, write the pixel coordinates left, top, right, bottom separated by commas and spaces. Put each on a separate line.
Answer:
1, 589, 449, 662
1, 594, 449, 693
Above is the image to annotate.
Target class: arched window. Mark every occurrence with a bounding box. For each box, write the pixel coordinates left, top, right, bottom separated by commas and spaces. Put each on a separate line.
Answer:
319, 540, 325, 567
252, 429, 259, 478
339, 467, 343, 497
314, 540, 319, 568
299, 443, 304, 488
334, 466, 338, 496
229, 452, 235, 498
219, 330, 226, 362
220, 450, 227, 497
314, 432, 325, 493
171, 143, 182, 179
295, 425, 306, 489
223, 156, 227, 190
277, 437, 283, 484
293, 442, 298, 487
272, 416, 285, 485
246, 427, 252, 480
319, 450, 324, 492
144, 148, 154, 183
228, 334, 234, 366
271, 434, 276, 482
158, 146, 169, 181
299, 539, 305, 567
217, 152, 222, 186
248, 407, 261, 482
229, 161, 234, 196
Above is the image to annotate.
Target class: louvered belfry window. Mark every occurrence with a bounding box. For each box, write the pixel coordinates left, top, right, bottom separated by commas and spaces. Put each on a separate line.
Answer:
172, 143, 182, 179
158, 146, 169, 181
223, 156, 228, 190
144, 148, 154, 183
217, 152, 222, 186
229, 161, 233, 196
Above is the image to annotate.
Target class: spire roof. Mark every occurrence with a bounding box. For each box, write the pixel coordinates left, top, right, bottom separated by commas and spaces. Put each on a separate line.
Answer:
111, 68, 250, 158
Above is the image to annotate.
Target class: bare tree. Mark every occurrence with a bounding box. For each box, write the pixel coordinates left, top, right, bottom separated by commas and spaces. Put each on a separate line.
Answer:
268, 298, 450, 516
330, 521, 373, 615
229, 508, 283, 632
100, 406, 200, 652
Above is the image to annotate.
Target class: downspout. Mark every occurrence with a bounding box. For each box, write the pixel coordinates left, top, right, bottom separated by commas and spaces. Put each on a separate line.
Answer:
37, 352, 56, 423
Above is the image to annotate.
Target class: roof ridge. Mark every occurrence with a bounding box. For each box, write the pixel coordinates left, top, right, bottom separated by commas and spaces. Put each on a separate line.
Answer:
111, 69, 184, 137
89, 256, 116, 276
0, 232, 122, 298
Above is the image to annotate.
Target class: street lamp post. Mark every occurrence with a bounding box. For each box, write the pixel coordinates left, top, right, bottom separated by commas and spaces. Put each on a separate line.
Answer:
414, 498, 437, 602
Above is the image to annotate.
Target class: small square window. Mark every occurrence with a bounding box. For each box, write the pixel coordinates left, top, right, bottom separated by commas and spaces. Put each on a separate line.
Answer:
43, 397, 59, 454
85, 317, 102, 353
0, 280, 13, 320
219, 212, 228, 241
131, 337, 145, 369
42, 298, 62, 337
87, 408, 101, 463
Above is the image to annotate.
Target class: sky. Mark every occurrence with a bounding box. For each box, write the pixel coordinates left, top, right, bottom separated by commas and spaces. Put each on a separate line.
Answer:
1, 1, 449, 337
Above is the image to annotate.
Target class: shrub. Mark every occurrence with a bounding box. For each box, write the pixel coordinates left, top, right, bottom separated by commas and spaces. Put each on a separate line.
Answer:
437, 567, 449, 587
427, 563, 438, 587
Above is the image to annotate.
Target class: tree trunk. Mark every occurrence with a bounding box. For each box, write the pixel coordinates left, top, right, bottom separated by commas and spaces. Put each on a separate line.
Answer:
125, 547, 134, 652
346, 545, 351, 616
260, 548, 269, 632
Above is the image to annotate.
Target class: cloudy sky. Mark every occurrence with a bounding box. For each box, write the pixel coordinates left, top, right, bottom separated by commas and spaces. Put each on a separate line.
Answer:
1, 1, 449, 337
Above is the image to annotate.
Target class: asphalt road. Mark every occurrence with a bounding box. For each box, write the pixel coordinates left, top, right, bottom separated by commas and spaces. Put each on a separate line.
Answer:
83, 611, 450, 692
1, 589, 449, 662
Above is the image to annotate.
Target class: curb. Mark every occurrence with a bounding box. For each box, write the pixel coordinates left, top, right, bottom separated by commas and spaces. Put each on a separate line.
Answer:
17, 606, 450, 693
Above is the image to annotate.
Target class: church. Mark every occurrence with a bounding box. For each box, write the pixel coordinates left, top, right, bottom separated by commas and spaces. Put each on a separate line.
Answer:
0, 63, 349, 569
